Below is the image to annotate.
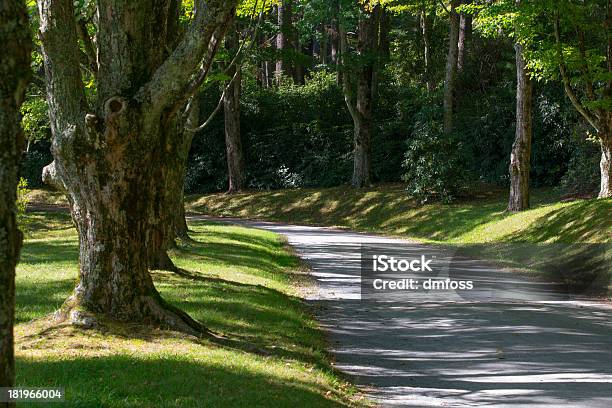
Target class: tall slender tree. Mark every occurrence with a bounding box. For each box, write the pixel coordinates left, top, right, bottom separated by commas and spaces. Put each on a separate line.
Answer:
457, 0, 472, 73
224, 19, 246, 193
38, 0, 238, 334
276, 0, 293, 83
420, 4, 435, 92
508, 35, 533, 211
0, 0, 31, 397
443, 0, 460, 133
343, 3, 382, 188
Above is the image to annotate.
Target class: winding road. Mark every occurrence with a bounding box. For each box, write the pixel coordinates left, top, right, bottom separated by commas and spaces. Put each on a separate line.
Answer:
202, 217, 612, 408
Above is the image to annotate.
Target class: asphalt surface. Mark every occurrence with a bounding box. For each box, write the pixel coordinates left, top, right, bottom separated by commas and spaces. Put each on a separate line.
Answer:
199, 217, 612, 408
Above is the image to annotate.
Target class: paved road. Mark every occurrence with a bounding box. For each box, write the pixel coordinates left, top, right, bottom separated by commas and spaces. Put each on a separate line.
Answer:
202, 218, 612, 407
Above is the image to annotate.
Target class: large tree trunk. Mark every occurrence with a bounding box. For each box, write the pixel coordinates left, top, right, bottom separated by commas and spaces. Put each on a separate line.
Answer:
508, 42, 533, 211
224, 23, 246, 193
0, 0, 31, 398
443, 0, 460, 134
38, 0, 237, 335
457, 0, 472, 73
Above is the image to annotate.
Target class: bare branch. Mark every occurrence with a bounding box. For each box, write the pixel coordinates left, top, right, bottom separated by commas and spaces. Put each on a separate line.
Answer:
438, 0, 450, 15
183, 1, 266, 126
185, 68, 240, 133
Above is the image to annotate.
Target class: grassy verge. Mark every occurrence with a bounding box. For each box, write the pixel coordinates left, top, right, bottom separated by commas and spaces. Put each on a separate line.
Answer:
185, 184, 611, 244
16, 211, 367, 407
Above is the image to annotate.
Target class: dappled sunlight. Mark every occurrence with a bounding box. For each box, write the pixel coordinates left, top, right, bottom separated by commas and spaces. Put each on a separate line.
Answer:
187, 186, 610, 244
13, 211, 361, 407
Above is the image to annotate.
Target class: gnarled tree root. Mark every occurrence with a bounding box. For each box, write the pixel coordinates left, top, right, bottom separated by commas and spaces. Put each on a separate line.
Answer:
53, 293, 220, 339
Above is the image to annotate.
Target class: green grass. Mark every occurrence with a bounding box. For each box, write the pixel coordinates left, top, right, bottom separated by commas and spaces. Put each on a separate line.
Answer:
15, 211, 367, 407
185, 184, 611, 244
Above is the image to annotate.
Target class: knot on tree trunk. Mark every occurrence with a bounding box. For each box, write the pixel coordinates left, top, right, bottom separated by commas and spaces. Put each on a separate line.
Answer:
104, 96, 127, 123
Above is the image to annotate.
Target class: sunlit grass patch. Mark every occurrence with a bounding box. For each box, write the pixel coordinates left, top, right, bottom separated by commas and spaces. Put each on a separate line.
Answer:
15, 212, 367, 407
186, 185, 611, 244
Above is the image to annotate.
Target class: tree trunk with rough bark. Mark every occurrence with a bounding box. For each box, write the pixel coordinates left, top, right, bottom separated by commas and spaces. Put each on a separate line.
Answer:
508, 42, 533, 212
224, 23, 246, 193
38, 0, 237, 335
344, 5, 378, 188
457, 0, 472, 73
0, 0, 31, 398
443, 0, 460, 134
276, 1, 293, 83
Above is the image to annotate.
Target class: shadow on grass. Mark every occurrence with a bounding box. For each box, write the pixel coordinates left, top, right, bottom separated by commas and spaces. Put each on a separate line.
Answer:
503, 199, 612, 243
188, 186, 610, 243
15, 278, 74, 324
16, 212, 349, 406
154, 269, 328, 368
16, 355, 344, 408
19, 238, 79, 265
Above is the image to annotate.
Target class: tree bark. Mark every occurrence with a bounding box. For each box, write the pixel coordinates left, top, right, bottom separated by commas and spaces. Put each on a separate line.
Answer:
276, 1, 293, 83
0, 0, 31, 399
344, 5, 378, 188
224, 23, 246, 193
600, 131, 612, 198
421, 9, 434, 92
443, 0, 460, 134
457, 0, 472, 73
508, 42, 533, 211
38, 0, 237, 335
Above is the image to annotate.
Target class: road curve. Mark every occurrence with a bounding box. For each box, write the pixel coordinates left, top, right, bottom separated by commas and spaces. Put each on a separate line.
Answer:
196, 217, 612, 408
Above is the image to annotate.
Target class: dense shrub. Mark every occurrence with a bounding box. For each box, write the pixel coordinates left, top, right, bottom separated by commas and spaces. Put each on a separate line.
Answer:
559, 136, 601, 197
186, 71, 406, 193
402, 109, 472, 204
20, 141, 53, 188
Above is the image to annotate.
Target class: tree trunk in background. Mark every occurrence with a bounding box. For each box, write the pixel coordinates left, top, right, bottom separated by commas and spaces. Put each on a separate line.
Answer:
372, 7, 390, 100
345, 5, 379, 188
443, 0, 460, 134
0, 0, 31, 398
224, 24, 246, 193
174, 99, 199, 241
600, 131, 612, 198
457, 0, 472, 73
276, 1, 293, 83
508, 42, 533, 211
421, 10, 434, 92
38, 0, 236, 334
320, 24, 328, 64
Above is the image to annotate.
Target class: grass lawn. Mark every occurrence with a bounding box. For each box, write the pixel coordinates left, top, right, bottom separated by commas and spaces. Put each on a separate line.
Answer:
184, 184, 611, 244
15, 211, 367, 407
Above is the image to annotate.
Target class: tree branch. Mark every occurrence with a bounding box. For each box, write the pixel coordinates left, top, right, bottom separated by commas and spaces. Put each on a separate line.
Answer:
185, 68, 240, 133
37, 0, 89, 145
340, 23, 360, 125
553, 12, 600, 132
76, 19, 97, 77
137, 0, 238, 118
438, 0, 450, 15
183, 1, 265, 125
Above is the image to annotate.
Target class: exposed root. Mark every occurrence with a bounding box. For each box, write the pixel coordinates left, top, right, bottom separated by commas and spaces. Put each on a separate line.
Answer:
53, 293, 223, 340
